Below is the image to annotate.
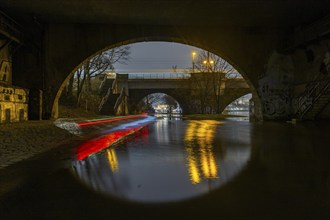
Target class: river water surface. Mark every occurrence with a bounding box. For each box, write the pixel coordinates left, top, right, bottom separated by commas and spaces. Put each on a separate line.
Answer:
72, 118, 251, 203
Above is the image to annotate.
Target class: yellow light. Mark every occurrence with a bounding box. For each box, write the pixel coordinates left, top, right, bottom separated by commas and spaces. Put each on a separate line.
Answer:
107, 148, 119, 172
192, 52, 196, 56
210, 60, 214, 64
209, 152, 218, 178
200, 147, 210, 178
203, 60, 207, 64
184, 120, 222, 184
187, 150, 201, 184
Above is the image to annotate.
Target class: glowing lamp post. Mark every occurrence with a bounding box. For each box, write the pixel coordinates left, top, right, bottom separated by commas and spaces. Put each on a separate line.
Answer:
203, 59, 214, 72
192, 51, 197, 72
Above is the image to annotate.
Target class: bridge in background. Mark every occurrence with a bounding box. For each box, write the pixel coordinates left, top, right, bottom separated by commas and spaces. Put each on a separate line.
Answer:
98, 73, 250, 115
0, 1, 330, 121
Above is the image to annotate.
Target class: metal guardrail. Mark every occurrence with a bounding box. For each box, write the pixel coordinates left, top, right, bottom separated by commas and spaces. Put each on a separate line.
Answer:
127, 72, 243, 80
295, 77, 330, 119
128, 73, 191, 79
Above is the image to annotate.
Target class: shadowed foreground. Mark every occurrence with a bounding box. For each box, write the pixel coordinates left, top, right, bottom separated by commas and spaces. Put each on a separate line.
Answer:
0, 120, 329, 220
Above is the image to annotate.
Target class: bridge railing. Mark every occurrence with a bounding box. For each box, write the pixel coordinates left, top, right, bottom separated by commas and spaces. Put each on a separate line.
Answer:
128, 73, 191, 80
294, 76, 330, 119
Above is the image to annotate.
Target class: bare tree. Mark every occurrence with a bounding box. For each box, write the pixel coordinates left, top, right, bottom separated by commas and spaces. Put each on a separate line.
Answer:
189, 72, 213, 113
85, 46, 131, 92
190, 51, 239, 113
68, 45, 130, 107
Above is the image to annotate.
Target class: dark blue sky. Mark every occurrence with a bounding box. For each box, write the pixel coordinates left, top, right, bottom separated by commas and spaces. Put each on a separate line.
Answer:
114, 42, 201, 73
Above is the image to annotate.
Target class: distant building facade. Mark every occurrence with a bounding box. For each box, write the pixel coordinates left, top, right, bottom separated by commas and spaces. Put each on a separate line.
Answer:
0, 39, 28, 123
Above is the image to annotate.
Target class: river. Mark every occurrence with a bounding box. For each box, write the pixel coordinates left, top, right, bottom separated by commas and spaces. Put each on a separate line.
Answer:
72, 117, 251, 203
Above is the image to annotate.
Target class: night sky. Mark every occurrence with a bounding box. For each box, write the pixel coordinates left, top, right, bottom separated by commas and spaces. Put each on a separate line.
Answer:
114, 42, 202, 73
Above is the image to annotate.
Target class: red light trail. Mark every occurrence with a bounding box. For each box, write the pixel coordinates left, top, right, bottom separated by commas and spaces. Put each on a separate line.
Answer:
76, 126, 148, 160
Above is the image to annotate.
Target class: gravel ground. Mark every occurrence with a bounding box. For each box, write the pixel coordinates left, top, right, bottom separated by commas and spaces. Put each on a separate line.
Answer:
0, 120, 78, 169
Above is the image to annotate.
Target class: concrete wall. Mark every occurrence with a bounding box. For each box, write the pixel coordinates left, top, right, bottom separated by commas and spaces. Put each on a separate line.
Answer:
291, 39, 330, 97
258, 52, 295, 120
256, 39, 330, 120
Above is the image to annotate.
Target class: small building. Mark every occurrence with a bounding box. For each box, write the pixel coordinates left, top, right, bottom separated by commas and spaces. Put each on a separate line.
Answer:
0, 37, 29, 123
0, 84, 29, 123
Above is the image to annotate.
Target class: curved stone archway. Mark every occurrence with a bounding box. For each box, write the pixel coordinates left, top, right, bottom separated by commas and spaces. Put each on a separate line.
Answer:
4, 1, 330, 122
39, 24, 267, 120
220, 91, 252, 113
222, 93, 252, 112
127, 89, 189, 114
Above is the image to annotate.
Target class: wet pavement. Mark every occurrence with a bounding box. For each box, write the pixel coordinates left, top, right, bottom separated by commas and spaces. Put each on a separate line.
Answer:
0, 118, 329, 219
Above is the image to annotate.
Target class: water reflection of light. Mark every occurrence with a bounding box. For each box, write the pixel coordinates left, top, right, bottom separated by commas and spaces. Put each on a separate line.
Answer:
155, 119, 170, 143
185, 120, 222, 184
186, 147, 201, 184
107, 148, 118, 172
72, 119, 252, 203
76, 126, 148, 160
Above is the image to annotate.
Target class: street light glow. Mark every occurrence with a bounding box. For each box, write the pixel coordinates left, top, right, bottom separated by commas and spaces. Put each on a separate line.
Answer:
192, 52, 197, 72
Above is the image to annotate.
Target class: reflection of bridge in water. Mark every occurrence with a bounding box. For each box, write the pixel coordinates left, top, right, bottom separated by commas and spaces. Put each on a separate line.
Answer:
99, 73, 251, 115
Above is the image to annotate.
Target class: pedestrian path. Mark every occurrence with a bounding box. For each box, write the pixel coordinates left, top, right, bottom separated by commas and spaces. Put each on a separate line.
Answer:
0, 115, 155, 170
0, 120, 77, 169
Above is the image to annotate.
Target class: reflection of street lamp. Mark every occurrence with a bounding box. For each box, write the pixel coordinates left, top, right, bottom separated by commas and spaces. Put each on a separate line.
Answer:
192, 52, 197, 72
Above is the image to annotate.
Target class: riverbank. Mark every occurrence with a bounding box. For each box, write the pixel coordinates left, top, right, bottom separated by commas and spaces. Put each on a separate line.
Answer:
0, 120, 81, 169
0, 109, 247, 170
0, 112, 152, 170
0, 105, 107, 169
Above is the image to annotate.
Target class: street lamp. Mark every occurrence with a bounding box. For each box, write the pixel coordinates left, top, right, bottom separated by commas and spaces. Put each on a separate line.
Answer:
203, 60, 208, 72
209, 60, 214, 72
203, 60, 214, 72
192, 51, 197, 72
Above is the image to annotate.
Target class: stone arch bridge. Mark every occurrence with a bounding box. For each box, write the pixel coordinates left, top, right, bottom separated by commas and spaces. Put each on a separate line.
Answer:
99, 73, 250, 115
1, 1, 330, 121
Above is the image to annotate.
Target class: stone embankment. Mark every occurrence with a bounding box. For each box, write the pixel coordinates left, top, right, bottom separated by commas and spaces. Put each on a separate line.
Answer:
0, 120, 78, 169
0, 115, 154, 169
